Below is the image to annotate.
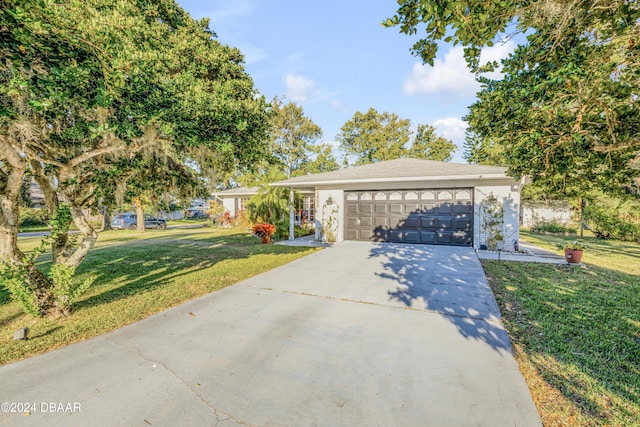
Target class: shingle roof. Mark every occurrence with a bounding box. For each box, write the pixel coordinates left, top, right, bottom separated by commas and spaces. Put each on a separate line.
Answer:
214, 186, 259, 196
271, 158, 510, 187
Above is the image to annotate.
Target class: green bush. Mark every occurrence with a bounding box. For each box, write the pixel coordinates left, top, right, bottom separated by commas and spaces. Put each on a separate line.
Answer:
273, 218, 290, 240
531, 221, 577, 234
273, 218, 314, 240
585, 202, 640, 242
19, 208, 48, 227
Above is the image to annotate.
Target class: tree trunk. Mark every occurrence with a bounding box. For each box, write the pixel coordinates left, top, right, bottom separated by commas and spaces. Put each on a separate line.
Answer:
578, 196, 584, 238
134, 198, 145, 232
0, 150, 57, 317
0, 140, 26, 263
98, 206, 111, 232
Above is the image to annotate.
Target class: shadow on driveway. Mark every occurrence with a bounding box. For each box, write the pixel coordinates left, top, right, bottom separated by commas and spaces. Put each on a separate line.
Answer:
369, 243, 511, 352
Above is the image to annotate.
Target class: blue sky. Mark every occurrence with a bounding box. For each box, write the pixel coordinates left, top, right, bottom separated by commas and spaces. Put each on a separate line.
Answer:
177, 0, 516, 163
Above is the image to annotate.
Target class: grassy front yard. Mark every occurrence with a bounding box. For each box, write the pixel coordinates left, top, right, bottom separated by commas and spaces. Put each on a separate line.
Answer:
483, 232, 639, 426
1, 227, 319, 365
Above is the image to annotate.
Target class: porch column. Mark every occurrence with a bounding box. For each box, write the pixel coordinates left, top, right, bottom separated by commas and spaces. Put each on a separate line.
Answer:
289, 187, 295, 240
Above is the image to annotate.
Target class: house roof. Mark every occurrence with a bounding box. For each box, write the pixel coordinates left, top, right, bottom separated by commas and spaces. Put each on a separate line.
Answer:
214, 186, 259, 197
270, 158, 511, 187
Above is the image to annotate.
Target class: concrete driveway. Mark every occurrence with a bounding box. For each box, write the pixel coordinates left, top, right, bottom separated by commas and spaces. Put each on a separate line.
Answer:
0, 241, 541, 426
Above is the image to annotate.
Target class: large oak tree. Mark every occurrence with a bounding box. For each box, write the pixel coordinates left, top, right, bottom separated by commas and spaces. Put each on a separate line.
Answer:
386, 0, 640, 195
0, 0, 269, 317
337, 108, 456, 165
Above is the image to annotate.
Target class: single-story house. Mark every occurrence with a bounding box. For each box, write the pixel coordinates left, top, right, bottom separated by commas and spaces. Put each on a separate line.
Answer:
214, 186, 316, 224
214, 186, 260, 217
270, 158, 524, 249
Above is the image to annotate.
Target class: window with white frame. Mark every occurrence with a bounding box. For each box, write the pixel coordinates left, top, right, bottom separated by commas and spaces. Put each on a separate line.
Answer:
238, 197, 249, 214
296, 196, 315, 224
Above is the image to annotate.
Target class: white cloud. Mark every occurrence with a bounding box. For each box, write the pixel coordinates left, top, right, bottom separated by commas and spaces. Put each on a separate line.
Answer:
404, 47, 477, 97
479, 40, 517, 80
283, 74, 316, 102
432, 117, 469, 163
432, 117, 468, 141
404, 41, 517, 97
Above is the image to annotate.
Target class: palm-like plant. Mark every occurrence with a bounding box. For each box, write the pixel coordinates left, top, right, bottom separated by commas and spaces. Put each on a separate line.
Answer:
246, 167, 290, 224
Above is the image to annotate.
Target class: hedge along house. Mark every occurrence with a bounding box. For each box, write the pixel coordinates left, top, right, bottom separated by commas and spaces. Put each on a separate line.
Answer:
270, 158, 524, 249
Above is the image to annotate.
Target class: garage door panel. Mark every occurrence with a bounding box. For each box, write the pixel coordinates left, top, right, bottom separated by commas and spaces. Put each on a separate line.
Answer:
403, 215, 420, 228
404, 203, 420, 213
403, 230, 420, 243
345, 188, 473, 246
389, 229, 400, 241
374, 204, 387, 213
421, 203, 437, 213
452, 231, 471, 245
359, 204, 373, 214
359, 217, 373, 227
437, 217, 453, 229
373, 216, 388, 228
437, 203, 453, 215
453, 203, 473, 214
420, 231, 436, 243
421, 217, 436, 228
372, 228, 388, 241
437, 231, 453, 244
389, 215, 405, 228
455, 218, 472, 230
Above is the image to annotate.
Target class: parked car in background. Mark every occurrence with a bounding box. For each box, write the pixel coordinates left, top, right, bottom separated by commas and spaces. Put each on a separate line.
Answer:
111, 213, 167, 230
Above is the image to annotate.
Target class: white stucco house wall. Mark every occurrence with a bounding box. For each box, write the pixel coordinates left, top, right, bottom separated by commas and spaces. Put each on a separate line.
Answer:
270, 158, 524, 250
214, 187, 259, 217
521, 200, 573, 228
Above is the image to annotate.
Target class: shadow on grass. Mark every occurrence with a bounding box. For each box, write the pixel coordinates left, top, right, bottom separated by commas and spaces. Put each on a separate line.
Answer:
74, 234, 310, 311
520, 232, 640, 275
483, 260, 640, 424
28, 326, 62, 340
369, 243, 512, 352
0, 311, 23, 328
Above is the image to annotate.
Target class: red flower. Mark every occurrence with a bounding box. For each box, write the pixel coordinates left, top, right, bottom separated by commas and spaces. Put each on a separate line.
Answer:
252, 223, 276, 238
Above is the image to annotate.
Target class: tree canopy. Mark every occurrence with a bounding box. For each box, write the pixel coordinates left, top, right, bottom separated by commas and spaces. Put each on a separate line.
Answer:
337, 108, 456, 165
0, 0, 269, 317
387, 0, 640, 197
409, 124, 457, 162
267, 98, 323, 177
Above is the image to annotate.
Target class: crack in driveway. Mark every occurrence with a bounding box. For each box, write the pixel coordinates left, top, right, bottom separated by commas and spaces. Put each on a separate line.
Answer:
243, 283, 504, 325
103, 336, 250, 426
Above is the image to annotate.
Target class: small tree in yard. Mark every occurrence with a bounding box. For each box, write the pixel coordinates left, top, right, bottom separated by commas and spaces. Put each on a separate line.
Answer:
246, 168, 291, 224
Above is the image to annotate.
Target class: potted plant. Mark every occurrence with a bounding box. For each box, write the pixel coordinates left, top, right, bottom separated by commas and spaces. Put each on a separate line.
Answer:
557, 240, 587, 264
252, 223, 276, 244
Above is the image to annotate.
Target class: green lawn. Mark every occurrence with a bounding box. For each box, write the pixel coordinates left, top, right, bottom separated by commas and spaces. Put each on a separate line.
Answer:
483, 232, 639, 426
1, 227, 319, 365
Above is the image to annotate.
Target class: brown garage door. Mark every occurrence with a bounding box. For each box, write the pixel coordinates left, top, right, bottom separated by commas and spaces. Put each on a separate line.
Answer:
344, 189, 474, 246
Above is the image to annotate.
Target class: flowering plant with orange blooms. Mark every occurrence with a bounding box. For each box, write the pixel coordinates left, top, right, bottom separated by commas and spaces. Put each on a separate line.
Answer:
252, 223, 276, 238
